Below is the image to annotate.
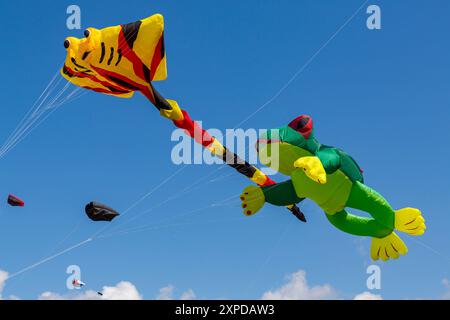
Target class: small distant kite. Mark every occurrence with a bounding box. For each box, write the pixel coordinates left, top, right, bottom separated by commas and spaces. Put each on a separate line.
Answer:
85, 201, 120, 222
72, 279, 86, 288
8, 194, 25, 207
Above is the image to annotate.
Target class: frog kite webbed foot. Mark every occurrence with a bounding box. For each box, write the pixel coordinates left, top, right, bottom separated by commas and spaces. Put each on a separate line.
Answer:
395, 208, 426, 236
370, 208, 426, 261
240, 186, 265, 216
371, 232, 408, 261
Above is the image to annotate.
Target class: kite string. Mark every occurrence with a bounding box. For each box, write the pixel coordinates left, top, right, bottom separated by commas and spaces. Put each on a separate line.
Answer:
6, 174, 229, 281
101, 165, 229, 235
103, 181, 287, 239
0, 71, 81, 159
45, 220, 85, 256
0, 73, 61, 157
98, 196, 241, 239
1, 68, 61, 147
101, 160, 288, 239
7, 238, 93, 280
0, 82, 86, 159
89, 165, 188, 239
98, 216, 243, 240
0, 45, 94, 160
244, 218, 294, 297
231, 0, 370, 130
0, 86, 85, 157
94, 177, 298, 240
8, 206, 242, 282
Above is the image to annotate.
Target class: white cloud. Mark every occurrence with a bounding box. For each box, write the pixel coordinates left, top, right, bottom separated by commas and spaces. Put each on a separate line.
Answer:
39, 281, 142, 300
156, 284, 174, 300
353, 291, 383, 300
261, 270, 338, 300
0, 269, 21, 300
180, 289, 196, 300
0, 269, 9, 299
6, 273, 193, 301
261, 269, 385, 300
156, 284, 196, 300
102, 281, 142, 300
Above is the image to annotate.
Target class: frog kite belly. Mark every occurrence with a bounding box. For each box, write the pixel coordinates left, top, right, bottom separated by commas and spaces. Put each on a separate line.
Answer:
240, 115, 426, 261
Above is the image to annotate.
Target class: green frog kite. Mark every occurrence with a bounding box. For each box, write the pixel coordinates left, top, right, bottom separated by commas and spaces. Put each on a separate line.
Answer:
240, 115, 426, 261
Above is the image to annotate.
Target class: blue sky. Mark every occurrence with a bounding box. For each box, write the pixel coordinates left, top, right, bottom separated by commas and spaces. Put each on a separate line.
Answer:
0, 0, 449, 299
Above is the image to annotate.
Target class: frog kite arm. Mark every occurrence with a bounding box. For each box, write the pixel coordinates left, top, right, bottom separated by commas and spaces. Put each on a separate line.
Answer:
294, 156, 327, 184
240, 180, 305, 216
241, 115, 426, 261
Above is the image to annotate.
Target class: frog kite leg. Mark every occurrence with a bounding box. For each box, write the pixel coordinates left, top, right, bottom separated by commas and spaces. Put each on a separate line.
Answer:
240, 115, 426, 261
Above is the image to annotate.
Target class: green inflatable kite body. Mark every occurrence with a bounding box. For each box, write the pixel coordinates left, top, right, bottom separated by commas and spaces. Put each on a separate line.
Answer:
259, 118, 394, 238
241, 115, 426, 261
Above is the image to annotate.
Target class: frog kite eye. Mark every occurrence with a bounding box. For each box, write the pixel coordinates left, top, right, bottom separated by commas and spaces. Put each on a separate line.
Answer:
288, 115, 313, 139
84, 29, 90, 38
64, 39, 70, 49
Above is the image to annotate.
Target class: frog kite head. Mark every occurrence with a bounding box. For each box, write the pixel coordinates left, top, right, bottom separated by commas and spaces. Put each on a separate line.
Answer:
257, 115, 320, 176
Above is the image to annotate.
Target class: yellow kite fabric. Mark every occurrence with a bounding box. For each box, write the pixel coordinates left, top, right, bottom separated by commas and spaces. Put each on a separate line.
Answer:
61, 14, 167, 102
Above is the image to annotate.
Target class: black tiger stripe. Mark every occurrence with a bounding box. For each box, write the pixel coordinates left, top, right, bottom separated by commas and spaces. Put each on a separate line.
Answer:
71, 57, 88, 70
82, 51, 91, 60
103, 75, 140, 91
107, 47, 114, 65
62, 65, 74, 78
142, 65, 151, 84
99, 42, 106, 63
63, 65, 94, 78
115, 49, 122, 66
104, 85, 130, 94
160, 34, 165, 58
121, 20, 142, 49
